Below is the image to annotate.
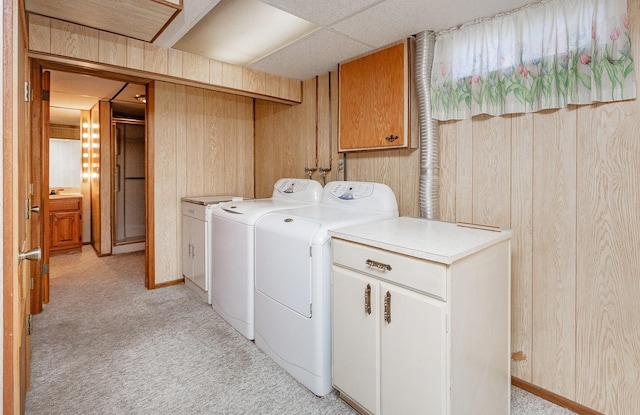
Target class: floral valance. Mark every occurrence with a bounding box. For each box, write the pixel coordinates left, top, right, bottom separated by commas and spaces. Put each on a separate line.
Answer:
430, 0, 635, 121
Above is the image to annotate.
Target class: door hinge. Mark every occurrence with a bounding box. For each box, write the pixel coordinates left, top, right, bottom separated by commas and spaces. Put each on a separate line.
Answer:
309, 246, 312, 257
42, 263, 49, 275
30, 277, 34, 290
27, 315, 33, 335
24, 81, 31, 102
42, 89, 50, 101
310, 303, 312, 317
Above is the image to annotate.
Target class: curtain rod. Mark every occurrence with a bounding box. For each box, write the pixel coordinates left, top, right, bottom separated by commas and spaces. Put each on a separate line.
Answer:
436, 0, 553, 36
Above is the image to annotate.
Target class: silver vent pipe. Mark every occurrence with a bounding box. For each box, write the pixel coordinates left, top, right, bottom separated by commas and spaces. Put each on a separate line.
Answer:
414, 31, 440, 219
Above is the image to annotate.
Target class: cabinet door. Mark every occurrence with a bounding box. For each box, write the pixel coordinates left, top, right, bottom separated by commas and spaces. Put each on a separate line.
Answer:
339, 40, 409, 151
332, 266, 379, 415
380, 283, 447, 415
191, 218, 207, 291
50, 211, 80, 249
181, 215, 194, 282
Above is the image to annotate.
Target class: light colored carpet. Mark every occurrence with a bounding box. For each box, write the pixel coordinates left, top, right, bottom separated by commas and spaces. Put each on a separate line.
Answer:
26, 246, 576, 414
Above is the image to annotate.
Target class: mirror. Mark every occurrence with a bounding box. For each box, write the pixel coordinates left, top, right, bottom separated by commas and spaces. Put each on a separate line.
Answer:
49, 138, 81, 188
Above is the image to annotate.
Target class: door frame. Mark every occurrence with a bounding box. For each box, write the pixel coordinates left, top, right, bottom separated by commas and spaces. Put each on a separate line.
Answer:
28, 58, 155, 286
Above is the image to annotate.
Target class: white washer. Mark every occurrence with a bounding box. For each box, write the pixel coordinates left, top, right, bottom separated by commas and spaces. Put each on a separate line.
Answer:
181, 196, 243, 304
253, 181, 398, 396
210, 178, 323, 340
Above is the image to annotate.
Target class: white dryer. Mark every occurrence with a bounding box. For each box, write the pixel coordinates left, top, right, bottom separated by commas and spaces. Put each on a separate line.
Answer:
210, 178, 323, 340
253, 181, 398, 396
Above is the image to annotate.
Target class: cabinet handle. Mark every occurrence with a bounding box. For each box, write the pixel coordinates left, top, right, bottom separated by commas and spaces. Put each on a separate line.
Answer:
364, 284, 371, 315
366, 259, 391, 272
385, 134, 398, 142
192, 245, 196, 258
384, 291, 391, 324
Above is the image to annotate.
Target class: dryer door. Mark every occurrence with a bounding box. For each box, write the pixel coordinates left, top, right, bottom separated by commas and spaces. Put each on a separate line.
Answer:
255, 213, 320, 318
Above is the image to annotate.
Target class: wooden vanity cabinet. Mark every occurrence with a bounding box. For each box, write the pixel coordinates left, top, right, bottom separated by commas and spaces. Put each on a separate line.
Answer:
338, 39, 416, 151
49, 197, 82, 254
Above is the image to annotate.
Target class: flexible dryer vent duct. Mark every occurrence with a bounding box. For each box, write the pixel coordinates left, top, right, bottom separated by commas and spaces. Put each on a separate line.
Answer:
415, 31, 439, 219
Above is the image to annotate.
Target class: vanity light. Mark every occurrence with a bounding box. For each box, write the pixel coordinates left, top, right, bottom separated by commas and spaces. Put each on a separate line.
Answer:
81, 115, 91, 182
135, 94, 146, 104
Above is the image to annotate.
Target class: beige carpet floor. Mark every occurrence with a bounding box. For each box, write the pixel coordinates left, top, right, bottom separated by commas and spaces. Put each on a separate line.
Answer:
25, 245, 575, 414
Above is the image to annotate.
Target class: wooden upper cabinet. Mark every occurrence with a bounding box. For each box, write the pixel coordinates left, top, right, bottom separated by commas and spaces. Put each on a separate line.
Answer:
338, 39, 416, 152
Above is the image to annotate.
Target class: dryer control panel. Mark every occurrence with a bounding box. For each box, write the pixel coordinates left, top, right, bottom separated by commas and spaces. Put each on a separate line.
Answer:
327, 182, 374, 200
272, 178, 323, 202
322, 181, 398, 213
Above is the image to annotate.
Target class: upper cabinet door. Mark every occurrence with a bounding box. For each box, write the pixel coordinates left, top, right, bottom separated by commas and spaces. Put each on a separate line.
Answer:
338, 39, 415, 152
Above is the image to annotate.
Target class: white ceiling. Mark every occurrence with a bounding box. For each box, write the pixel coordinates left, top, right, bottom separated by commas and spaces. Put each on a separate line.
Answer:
156, 0, 537, 80
49, 71, 146, 125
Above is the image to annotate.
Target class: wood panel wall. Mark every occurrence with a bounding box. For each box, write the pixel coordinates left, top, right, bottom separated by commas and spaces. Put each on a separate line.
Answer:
27, 15, 302, 104
437, 5, 640, 412
255, 74, 342, 197
149, 81, 254, 285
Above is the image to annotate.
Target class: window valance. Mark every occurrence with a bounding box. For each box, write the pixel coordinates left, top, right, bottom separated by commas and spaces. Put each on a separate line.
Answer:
431, 0, 635, 120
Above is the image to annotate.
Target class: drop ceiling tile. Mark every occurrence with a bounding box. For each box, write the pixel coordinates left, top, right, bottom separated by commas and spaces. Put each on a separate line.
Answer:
248, 28, 373, 80
258, 0, 383, 26
331, 0, 536, 48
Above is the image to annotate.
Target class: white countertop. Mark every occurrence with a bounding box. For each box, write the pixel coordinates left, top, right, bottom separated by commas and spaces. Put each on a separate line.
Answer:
328, 216, 512, 264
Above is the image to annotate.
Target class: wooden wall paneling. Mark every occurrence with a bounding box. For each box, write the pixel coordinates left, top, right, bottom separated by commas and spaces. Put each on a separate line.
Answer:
438, 121, 457, 222
98, 32, 127, 67
202, 90, 224, 195
98, 101, 112, 255
395, 148, 420, 217
253, 100, 276, 197
27, 14, 50, 53
185, 86, 205, 196
50, 19, 99, 62
454, 118, 473, 223
531, 108, 577, 399
316, 74, 331, 179
242, 67, 265, 96
510, 113, 534, 381
576, 101, 640, 415
175, 84, 187, 200
182, 52, 209, 84
152, 81, 179, 284
471, 114, 511, 228
254, 78, 317, 197
28, 15, 303, 104
346, 150, 396, 200
222, 62, 242, 90
144, 42, 168, 75
167, 48, 183, 78
209, 59, 223, 86
174, 84, 187, 284
126, 38, 145, 71
229, 95, 255, 195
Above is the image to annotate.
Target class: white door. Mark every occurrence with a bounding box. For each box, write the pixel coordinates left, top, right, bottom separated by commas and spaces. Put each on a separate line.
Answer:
332, 266, 379, 415
380, 283, 447, 415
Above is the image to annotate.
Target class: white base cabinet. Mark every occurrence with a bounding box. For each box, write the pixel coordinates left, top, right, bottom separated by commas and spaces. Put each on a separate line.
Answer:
330, 218, 511, 415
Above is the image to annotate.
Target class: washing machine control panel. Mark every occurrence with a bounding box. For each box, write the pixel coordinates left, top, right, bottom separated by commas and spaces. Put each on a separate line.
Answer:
327, 182, 374, 200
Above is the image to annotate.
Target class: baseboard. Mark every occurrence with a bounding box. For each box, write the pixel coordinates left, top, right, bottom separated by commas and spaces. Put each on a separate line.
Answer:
511, 377, 604, 415
153, 278, 184, 289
